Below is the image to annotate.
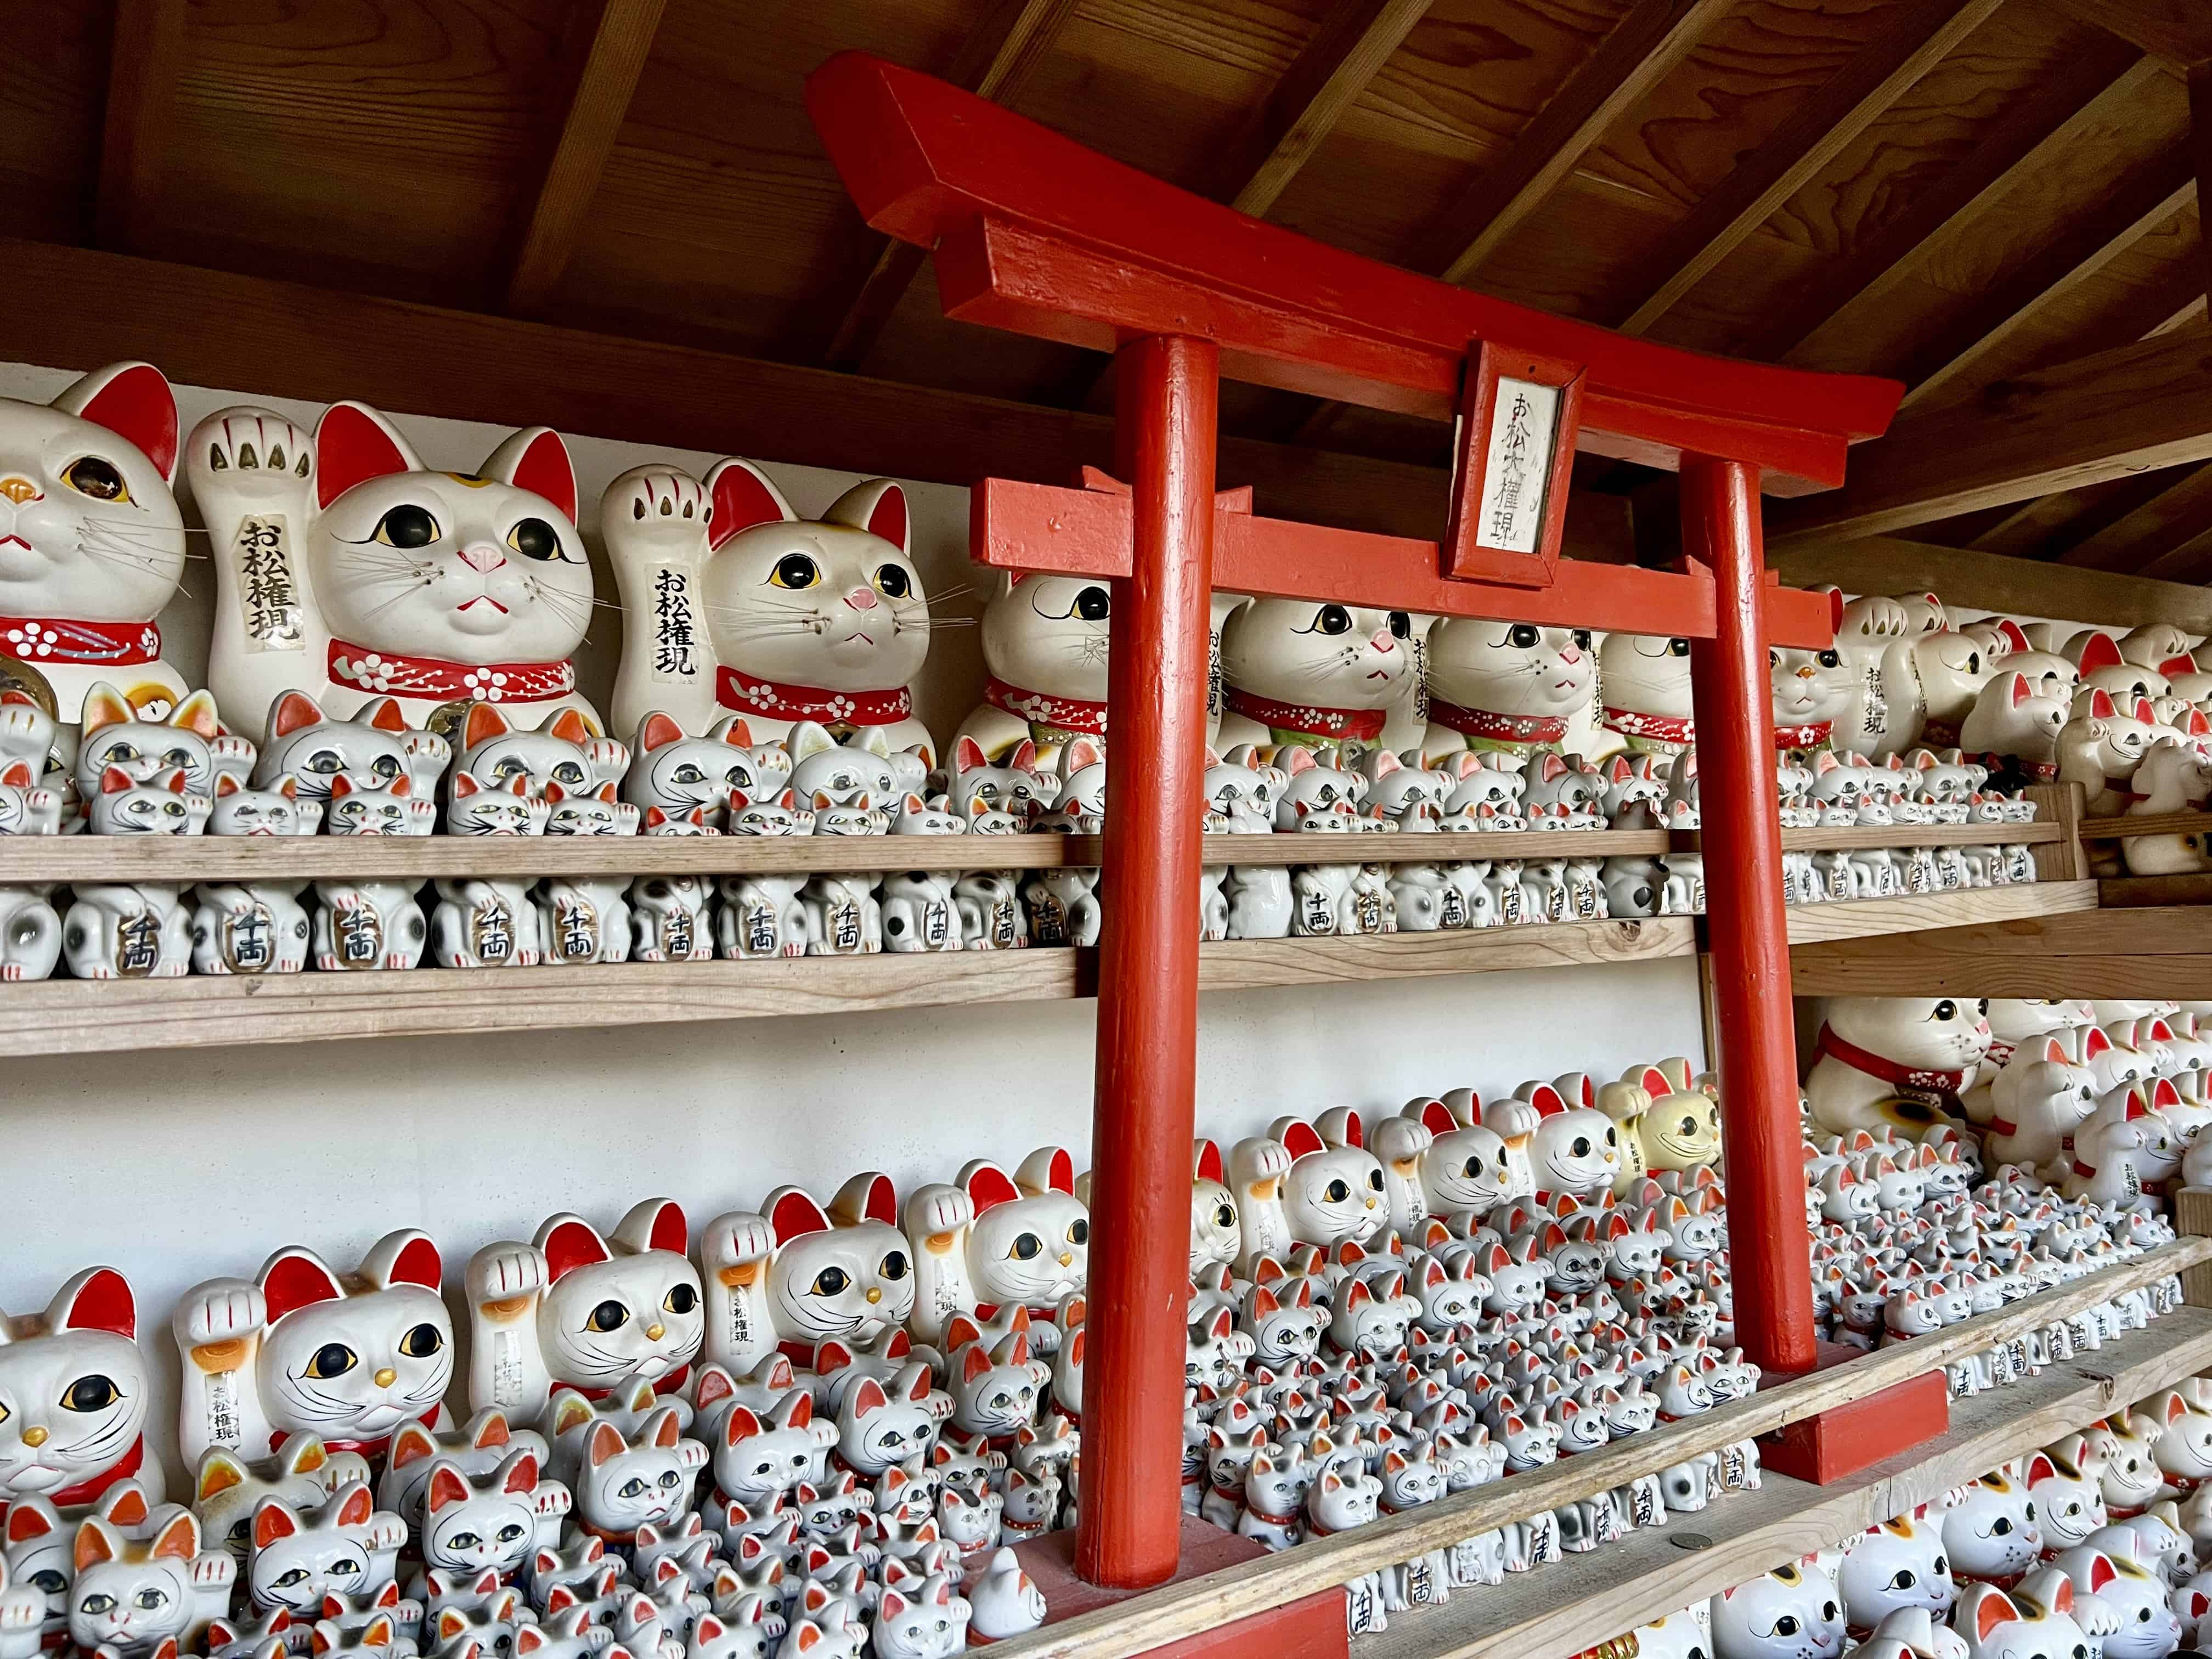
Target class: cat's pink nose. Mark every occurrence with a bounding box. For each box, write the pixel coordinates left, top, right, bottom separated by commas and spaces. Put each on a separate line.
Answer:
845, 586, 879, 611
1369, 629, 1396, 652
1560, 647, 1582, 663
459, 544, 505, 573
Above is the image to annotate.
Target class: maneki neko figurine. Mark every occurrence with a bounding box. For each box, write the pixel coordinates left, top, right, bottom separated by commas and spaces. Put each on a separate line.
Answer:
693, 1175, 916, 1372
1806, 996, 1993, 1137
1630, 1059, 1723, 1175
191, 401, 600, 739
1420, 620, 1595, 764
1770, 644, 1855, 755
174, 1231, 452, 1469
1227, 1115, 1386, 1271
1598, 633, 1695, 757
904, 1153, 1087, 1353
0, 1267, 160, 1513
951, 573, 1112, 766
1189, 1142, 1242, 1279
604, 460, 934, 760
0, 364, 189, 741
464, 1202, 704, 1429
1215, 598, 1413, 761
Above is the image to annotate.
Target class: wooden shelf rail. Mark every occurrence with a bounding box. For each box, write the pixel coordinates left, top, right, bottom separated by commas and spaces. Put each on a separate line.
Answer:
978, 1241, 2210, 1659
1362, 1306, 2212, 1659
2079, 810, 2212, 843
1788, 903, 2212, 996
1673, 822, 2062, 853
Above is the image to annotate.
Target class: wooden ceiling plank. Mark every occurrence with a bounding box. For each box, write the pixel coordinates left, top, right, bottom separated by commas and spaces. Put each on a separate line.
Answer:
1769, 535, 2212, 635
0, 234, 1643, 558
1968, 490, 2111, 557
95, 0, 188, 255
1424, 0, 1734, 286
1611, 0, 2008, 337
2056, 460, 2212, 571
1758, 43, 2151, 364
506, 0, 669, 317
2135, 522, 2212, 582
2049, 0, 2212, 65
1896, 152, 2197, 411
1224, 0, 1438, 219
2191, 63, 2212, 323
1769, 328, 2212, 545
821, 0, 1078, 370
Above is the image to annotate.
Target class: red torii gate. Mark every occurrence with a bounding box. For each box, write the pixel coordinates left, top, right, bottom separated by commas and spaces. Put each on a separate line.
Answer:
809, 52, 1904, 1596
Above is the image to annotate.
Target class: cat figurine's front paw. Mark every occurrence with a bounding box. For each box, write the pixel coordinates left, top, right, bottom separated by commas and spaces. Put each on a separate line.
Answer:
177, 1277, 268, 1352
469, 1244, 548, 1313
699, 1214, 775, 1278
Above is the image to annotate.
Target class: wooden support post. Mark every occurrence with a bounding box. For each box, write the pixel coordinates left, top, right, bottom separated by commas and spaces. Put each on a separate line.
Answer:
1076, 334, 1219, 1590
2023, 782, 2086, 883
2177, 1189, 2212, 1309
1683, 456, 1817, 1376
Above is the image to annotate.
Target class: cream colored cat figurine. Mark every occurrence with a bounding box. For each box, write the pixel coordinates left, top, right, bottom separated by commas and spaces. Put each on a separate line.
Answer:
1216, 598, 1412, 761
950, 573, 1110, 766
1807, 997, 1991, 1137
0, 364, 187, 732
1598, 633, 1696, 755
1420, 621, 1595, 763
604, 461, 932, 762
192, 402, 599, 738
1878, 630, 1992, 756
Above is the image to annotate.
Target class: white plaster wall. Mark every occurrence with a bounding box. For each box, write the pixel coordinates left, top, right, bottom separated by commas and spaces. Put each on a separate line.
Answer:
0, 364, 1709, 1485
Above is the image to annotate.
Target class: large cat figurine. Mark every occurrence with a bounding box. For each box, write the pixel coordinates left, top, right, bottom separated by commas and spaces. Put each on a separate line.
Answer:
465, 1202, 704, 1428
1215, 599, 1412, 762
0, 364, 187, 736
1771, 645, 1854, 754
191, 402, 598, 737
1806, 997, 1993, 1137
0, 1267, 159, 1514
173, 1231, 453, 1468
695, 1177, 917, 1372
1598, 633, 1695, 756
1420, 621, 1595, 763
603, 461, 932, 760
950, 573, 1111, 765
902, 1155, 1087, 1351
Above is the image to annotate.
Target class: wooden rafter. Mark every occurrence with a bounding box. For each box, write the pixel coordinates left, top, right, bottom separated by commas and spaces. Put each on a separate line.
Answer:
506, 0, 668, 315
1769, 329, 2212, 545
1768, 535, 2212, 634
1218, 0, 1437, 218
94, 0, 188, 255
1895, 152, 2195, 410
1610, 0, 2007, 337
1751, 43, 2148, 364
2136, 524, 2212, 582
2050, 0, 2212, 65
820, 0, 1076, 370
1415, 0, 1731, 287
2057, 461, 2212, 571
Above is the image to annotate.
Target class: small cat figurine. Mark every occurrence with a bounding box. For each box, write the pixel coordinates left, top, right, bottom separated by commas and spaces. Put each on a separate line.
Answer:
84, 765, 202, 836
464, 1201, 704, 1430
441, 771, 546, 836
1216, 599, 1413, 762
172, 1229, 453, 1469
61, 878, 191, 979
833, 1370, 939, 1479
0, 1268, 159, 1513
943, 1327, 1049, 1444
74, 681, 250, 816
253, 693, 450, 804
325, 772, 434, 836
716, 864, 809, 962
191, 1438, 362, 1570
194, 400, 599, 735
0, 364, 189, 730
963, 1548, 1045, 1640
868, 1571, 968, 1659
430, 876, 543, 969
189, 880, 312, 976
413, 1451, 554, 1584
245, 1482, 403, 1616
569, 1410, 707, 1547
0, 758, 61, 838
605, 461, 932, 759
535, 791, 636, 963
630, 876, 715, 963
452, 703, 625, 803
68, 1506, 233, 1657
624, 712, 789, 829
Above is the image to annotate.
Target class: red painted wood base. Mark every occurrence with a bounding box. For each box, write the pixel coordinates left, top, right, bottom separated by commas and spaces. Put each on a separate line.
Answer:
1758, 1345, 1950, 1485
996, 1517, 1347, 1659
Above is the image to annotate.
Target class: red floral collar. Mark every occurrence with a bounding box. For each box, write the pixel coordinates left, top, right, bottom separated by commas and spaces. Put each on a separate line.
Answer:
1816, 1024, 1969, 1099
272, 1409, 442, 1461
0, 615, 160, 667
1774, 721, 1833, 750
329, 640, 576, 704
1426, 697, 1567, 746
985, 676, 1107, 736
1602, 706, 1694, 746
1224, 687, 1386, 743
716, 667, 912, 726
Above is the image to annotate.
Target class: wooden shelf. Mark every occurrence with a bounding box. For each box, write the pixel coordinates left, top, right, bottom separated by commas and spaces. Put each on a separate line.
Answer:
0, 886, 2103, 1055
980, 1242, 2212, 1659
1675, 821, 2061, 853
2102, 873, 2212, 908
1360, 1307, 2212, 1659
1790, 902, 2212, 995
2080, 809, 2212, 843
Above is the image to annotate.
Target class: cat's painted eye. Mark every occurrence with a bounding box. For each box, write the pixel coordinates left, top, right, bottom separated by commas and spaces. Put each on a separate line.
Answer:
508, 517, 562, 562
873, 564, 912, 599
1311, 605, 1352, 636
619, 1478, 650, 1498
659, 1471, 681, 1487
449, 1532, 482, 1549
664, 1284, 698, 1315
879, 1250, 909, 1281
1068, 1220, 1088, 1245
399, 1321, 443, 1358
373, 505, 440, 549
770, 553, 820, 589
78, 1594, 116, 1615
586, 1300, 629, 1332
808, 1266, 850, 1296
63, 457, 128, 502
1323, 1178, 1350, 1202
30, 1571, 62, 1594
304, 1344, 357, 1380
1215, 1203, 1235, 1227
273, 1569, 309, 1588
1008, 1233, 1042, 1261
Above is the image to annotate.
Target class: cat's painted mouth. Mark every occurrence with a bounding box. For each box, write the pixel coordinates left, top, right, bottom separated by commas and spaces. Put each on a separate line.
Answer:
457, 596, 510, 615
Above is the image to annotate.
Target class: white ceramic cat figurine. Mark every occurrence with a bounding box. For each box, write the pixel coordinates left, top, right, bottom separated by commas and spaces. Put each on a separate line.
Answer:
951, 573, 1111, 765
567, 1409, 707, 1548
430, 870, 543, 969
60, 875, 190, 979
1961, 672, 2068, 783
0, 876, 60, 982
67, 1506, 232, 1657
1599, 633, 1695, 755
631, 876, 715, 964
312, 780, 428, 969
73, 682, 250, 817
695, 1176, 916, 1373
0, 364, 186, 730
1216, 599, 1412, 761
193, 401, 598, 737
964, 1549, 1044, 1641
0, 1268, 159, 1513
605, 461, 932, 759
1806, 996, 1991, 1136
1421, 620, 1595, 762
189, 790, 314, 977
623, 713, 789, 829
465, 1202, 704, 1429
173, 1231, 452, 1469
1771, 645, 1854, 753
253, 693, 450, 806
244, 1481, 403, 1616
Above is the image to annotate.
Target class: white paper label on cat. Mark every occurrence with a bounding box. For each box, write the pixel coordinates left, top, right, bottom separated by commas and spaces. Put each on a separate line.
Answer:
236, 515, 306, 653
1475, 377, 1560, 556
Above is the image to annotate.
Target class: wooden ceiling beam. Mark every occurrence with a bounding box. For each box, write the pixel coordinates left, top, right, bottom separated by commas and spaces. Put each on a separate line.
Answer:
820, 0, 1077, 370
2135, 523, 2212, 582
1610, 0, 2006, 336
506, 0, 668, 316
1768, 535, 2212, 635
1895, 151, 2196, 411
94, 0, 188, 255
1219, 0, 1437, 219
1768, 328, 2212, 546
0, 234, 1637, 560
1418, 0, 1731, 286
1751, 44, 2150, 364
2056, 460, 2212, 571
2049, 0, 2212, 65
